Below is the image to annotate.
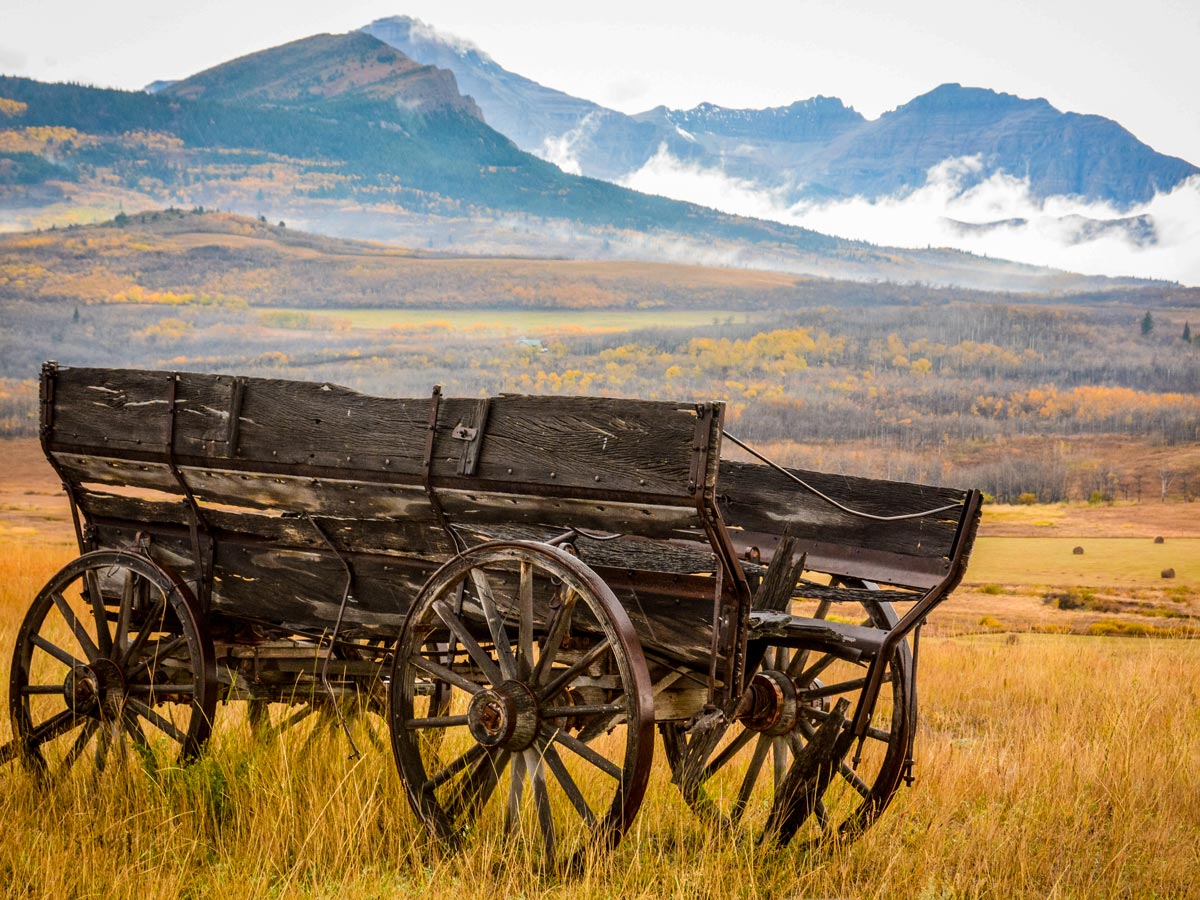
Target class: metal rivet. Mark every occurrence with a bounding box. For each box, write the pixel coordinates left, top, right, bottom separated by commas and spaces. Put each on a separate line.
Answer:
550, 472, 556, 478
594, 475, 601, 482
507, 468, 513, 474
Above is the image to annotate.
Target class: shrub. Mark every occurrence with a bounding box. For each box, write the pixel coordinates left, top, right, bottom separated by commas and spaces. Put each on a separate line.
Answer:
1017, 492, 1038, 505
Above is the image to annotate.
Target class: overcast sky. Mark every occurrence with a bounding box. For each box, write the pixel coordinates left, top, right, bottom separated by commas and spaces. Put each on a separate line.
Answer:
3, 0, 1198, 166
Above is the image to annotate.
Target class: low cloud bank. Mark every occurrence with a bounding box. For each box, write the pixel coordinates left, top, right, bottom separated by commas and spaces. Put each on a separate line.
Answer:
616, 148, 1200, 285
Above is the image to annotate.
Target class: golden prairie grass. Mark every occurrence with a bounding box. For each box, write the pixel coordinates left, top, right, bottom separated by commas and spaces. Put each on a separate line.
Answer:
0, 539, 1198, 899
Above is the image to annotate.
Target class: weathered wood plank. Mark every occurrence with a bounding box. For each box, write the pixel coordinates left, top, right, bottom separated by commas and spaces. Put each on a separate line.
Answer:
90, 522, 429, 637
231, 377, 430, 473
456, 395, 718, 501
49, 368, 234, 455
436, 488, 707, 542
718, 460, 969, 560
78, 490, 456, 558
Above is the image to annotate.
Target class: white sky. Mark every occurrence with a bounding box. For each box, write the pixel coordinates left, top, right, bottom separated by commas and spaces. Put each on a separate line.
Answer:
2, 0, 1198, 166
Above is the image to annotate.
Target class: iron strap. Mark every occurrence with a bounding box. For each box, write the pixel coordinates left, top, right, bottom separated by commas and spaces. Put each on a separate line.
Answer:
165, 373, 215, 609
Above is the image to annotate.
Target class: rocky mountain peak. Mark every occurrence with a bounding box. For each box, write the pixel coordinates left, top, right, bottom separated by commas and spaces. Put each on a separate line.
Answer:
164, 32, 482, 119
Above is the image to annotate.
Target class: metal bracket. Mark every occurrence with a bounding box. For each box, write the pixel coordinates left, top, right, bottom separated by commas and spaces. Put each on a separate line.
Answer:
166, 373, 215, 610
225, 376, 247, 457
421, 386, 461, 550
453, 398, 490, 476
39, 361, 89, 555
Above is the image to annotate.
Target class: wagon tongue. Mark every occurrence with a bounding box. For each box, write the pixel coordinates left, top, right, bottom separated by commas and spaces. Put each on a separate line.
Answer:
764, 697, 853, 845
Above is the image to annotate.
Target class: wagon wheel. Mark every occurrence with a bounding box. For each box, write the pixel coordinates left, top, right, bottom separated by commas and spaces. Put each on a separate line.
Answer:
661, 580, 912, 845
390, 541, 654, 870
9, 550, 217, 780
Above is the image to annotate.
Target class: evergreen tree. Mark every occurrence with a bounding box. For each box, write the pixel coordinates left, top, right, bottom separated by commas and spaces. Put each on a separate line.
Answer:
1141, 310, 1154, 336
1184, 321, 1192, 343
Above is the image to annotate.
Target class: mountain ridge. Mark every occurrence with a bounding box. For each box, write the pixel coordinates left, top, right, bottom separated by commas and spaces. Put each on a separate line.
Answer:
0, 33, 1173, 293
365, 16, 1198, 208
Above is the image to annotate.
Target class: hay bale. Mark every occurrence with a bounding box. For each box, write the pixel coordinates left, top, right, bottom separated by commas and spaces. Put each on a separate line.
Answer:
1154, 536, 1165, 544
1072, 546, 1085, 555
1161, 568, 1176, 579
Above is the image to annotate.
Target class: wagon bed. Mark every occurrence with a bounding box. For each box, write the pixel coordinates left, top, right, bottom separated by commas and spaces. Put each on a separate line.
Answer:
9, 363, 981, 865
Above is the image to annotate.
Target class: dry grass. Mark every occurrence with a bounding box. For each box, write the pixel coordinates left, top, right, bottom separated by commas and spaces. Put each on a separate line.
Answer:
2, 441, 1199, 897
1, 538, 1199, 898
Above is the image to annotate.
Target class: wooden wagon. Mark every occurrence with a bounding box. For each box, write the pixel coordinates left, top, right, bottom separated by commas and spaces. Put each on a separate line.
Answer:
7, 362, 981, 865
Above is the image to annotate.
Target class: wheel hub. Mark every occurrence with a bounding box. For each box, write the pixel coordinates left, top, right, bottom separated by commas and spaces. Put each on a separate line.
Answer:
736, 670, 800, 736
63, 658, 126, 718
467, 679, 539, 750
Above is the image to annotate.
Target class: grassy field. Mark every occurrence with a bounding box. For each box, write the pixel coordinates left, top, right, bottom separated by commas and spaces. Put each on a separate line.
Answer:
283, 307, 759, 333
1, 441, 1199, 897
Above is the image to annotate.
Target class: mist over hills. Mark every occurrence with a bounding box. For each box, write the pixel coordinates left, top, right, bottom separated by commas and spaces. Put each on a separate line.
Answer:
0, 31, 1150, 293
364, 15, 1200, 284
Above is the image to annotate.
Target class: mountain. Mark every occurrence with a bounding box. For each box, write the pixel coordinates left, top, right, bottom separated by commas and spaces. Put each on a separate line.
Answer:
0, 34, 1162, 292
795, 84, 1199, 204
361, 16, 704, 179
366, 18, 1197, 209
164, 31, 482, 119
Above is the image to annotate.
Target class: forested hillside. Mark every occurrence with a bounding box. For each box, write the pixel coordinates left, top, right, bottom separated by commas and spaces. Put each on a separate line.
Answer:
3, 211, 1197, 503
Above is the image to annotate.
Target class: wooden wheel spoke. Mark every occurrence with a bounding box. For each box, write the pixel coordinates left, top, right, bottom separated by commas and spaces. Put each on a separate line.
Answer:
507, 751, 527, 833
798, 720, 870, 799
49, 591, 101, 663
469, 568, 517, 681
432, 600, 502, 686
114, 569, 137, 659
575, 703, 627, 744
123, 634, 189, 681
836, 758, 872, 799
701, 727, 755, 782
795, 652, 838, 687
733, 735, 772, 822
20, 684, 65, 695
126, 698, 189, 746
427, 743, 488, 792
532, 587, 578, 684
542, 742, 597, 828
802, 705, 894, 744
30, 708, 86, 745
83, 569, 113, 656
30, 633, 84, 670
537, 638, 611, 702
796, 676, 868, 701
116, 600, 166, 670
446, 748, 509, 824
525, 750, 556, 861
122, 708, 151, 748
541, 702, 623, 720
55, 719, 98, 778
405, 714, 469, 730
772, 736, 789, 793
409, 652, 483, 696
517, 561, 534, 680
546, 727, 621, 780
94, 723, 113, 773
